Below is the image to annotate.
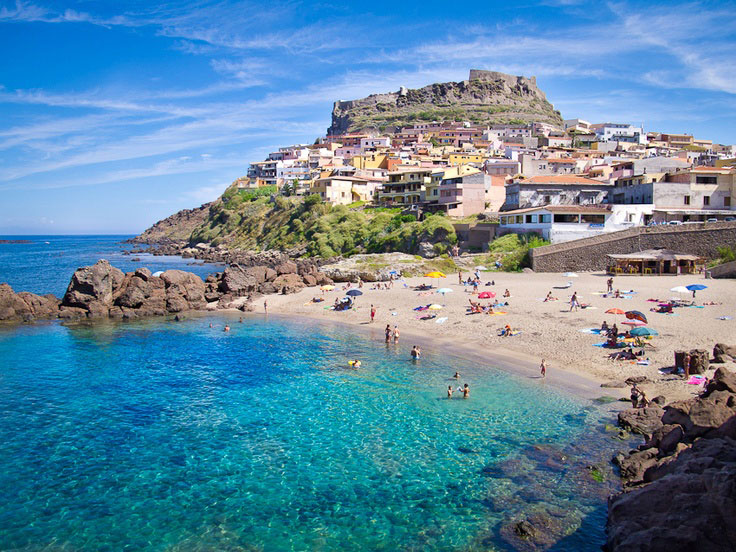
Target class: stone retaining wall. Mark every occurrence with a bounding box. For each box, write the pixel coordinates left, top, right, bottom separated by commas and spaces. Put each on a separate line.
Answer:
530, 221, 736, 272
708, 260, 736, 279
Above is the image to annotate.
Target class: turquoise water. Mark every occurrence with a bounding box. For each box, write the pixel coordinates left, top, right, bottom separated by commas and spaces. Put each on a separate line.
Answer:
0, 316, 616, 551
0, 235, 222, 297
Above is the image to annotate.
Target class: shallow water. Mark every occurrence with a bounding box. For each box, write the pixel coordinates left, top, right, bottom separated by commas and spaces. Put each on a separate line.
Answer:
0, 316, 618, 551
0, 235, 222, 297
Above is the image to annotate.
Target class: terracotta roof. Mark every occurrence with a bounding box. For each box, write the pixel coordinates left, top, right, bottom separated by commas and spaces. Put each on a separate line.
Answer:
520, 175, 610, 185
546, 158, 577, 164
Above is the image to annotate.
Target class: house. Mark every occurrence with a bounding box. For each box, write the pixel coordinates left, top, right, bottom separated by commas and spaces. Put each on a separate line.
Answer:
502, 174, 613, 211
424, 167, 488, 217
378, 168, 435, 206
498, 204, 652, 243
591, 123, 647, 145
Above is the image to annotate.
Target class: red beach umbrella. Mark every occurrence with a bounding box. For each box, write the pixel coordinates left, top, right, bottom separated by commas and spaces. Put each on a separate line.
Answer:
605, 308, 625, 315
625, 310, 648, 324
478, 291, 496, 299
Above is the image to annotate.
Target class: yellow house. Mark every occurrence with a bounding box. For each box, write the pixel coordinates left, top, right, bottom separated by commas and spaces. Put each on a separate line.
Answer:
310, 177, 354, 205
448, 152, 486, 166
349, 153, 388, 170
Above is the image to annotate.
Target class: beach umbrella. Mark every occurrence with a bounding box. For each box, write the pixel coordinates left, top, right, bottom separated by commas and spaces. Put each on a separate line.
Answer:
152, 271, 164, 277
320, 284, 335, 291
630, 327, 658, 337
388, 270, 399, 275
625, 310, 647, 324
686, 284, 707, 291
605, 308, 625, 315
478, 291, 496, 299
437, 288, 453, 295
346, 289, 363, 297
424, 271, 446, 278
563, 272, 579, 277
621, 320, 646, 327
474, 265, 487, 271
670, 286, 690, 293
428, 304, 444, 310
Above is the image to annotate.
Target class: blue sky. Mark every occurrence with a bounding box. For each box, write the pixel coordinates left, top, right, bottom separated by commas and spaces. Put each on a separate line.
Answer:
1, 0, 735, 234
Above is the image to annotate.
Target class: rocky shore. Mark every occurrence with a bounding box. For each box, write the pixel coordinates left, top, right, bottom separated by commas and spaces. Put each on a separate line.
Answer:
607, 363, 736, 551
0, 258, 332, 323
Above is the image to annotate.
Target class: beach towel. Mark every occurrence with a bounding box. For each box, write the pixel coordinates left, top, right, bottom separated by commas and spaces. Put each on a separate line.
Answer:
717, 316, 733, 320
487, 311, 507, 316
579, 328, 601, 334
435, 317, 448, 324
687, 376, 705, 385
636, 360, 650, 366
593, 342, 626, 348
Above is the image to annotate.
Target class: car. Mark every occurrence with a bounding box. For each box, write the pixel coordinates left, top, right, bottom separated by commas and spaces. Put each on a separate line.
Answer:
706, 218, 718, 223
667, 220, 683, 225
725, 217, 736, 221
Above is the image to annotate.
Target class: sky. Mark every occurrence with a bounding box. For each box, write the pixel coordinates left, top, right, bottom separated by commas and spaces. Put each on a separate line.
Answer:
1, 0, 735, 235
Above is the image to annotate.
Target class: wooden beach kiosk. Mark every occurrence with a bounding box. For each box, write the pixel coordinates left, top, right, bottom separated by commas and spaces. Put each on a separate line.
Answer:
606, 249, 704, 276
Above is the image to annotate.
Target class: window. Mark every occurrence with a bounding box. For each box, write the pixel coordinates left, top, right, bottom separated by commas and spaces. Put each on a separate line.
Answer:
704, 196, 710, 206
553, 214, 579, 223
515, 216, 523, 224
696, 176, 717, 184
544, 195, 551, 203
433, 189, 438, 196
684, 195, 691, 205
530, 215, 538, 223
725, 196, 731, 207
540, 214, 551, 223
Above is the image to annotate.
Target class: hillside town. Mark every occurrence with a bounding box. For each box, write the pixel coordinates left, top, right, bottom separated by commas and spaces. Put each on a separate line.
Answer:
239, 118, 736, 245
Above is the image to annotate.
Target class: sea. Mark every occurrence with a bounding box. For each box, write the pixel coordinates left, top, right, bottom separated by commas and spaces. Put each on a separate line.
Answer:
0, 236, 621, 551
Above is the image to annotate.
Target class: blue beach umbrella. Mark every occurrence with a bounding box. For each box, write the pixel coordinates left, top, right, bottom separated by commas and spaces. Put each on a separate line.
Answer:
437, 288, 453, 295
630, 327, 658, 337
685, 284, 707, 291
346, 289, 363, 296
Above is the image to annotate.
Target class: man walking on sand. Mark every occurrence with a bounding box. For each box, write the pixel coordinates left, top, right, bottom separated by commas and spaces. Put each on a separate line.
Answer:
540, 359, 547, 378
264, 299, 268, 314
569, 292, 579, 312
370, 304, 376, 323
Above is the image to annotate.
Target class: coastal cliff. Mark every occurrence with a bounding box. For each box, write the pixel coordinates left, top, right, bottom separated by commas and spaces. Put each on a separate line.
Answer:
608, 366, 736, 551
134, 202, 212, 244
327, 69, 563, 135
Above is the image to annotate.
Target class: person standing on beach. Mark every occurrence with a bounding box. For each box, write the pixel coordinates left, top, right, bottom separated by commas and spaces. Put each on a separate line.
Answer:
458, 271, 463, 285
264, 299, 268, 314
370, 304, 376, 323
385, 324, 392, 343
462, 384, 470, 398
569, 292, 578, 312
540, 359, 547, 378
630, 384, 640, 408
607, 278, 614, 293
393, 326, 400, 343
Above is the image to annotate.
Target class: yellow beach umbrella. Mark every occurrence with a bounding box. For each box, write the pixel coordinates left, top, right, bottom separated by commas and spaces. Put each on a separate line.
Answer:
428, 304, 444, 310
424, 272, 446, 278
320, 285, 335, 291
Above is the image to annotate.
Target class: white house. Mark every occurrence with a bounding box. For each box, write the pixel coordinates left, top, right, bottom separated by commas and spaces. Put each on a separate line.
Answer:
498, 204, 653, 243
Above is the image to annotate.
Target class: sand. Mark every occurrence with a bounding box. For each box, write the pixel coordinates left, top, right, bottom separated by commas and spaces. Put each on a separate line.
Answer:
262, 271, 736, 403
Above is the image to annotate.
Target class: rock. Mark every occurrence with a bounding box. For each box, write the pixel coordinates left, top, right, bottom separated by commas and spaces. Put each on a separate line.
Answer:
618, 406, 664, 438
134, 267, 152, 281
651, 395, 667, 406
274, 261, 298, 275
662, 398, 735, 439
704, 367, 736, 396
160, 270, 206, 312
713, 343, 736, 360
417, 241, 437, 258
220, 265, 265, 295
0, 283, 32, 320
62, 260, 124, 309
688, 349, 709, 375
265, 267, 277, 281
315, 273, 333, 286
601, 381, 627, 388
607, 436, 736, 551
615, 447, 660, 485
624, 376, 650, 385
272, 273, 305, 295
0, 285, 59, 321
302, 274, 317, 287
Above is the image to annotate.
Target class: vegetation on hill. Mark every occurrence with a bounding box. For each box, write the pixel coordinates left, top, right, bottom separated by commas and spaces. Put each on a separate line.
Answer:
189, 185, 458, 257
474, 232, 550, 271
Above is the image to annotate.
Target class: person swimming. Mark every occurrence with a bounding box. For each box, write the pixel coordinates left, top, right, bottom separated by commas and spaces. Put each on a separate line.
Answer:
224, 325, 230, 332
462, 383, 470, 398
350, 359, 361, 368
447, 385, 453, 398
453, 371, 461, 379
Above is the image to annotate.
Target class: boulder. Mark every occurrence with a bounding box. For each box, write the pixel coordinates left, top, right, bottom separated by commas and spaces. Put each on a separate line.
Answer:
688, 349, 709, 375
607, 437, 736, 551
274, 261, 298, 275
704, 367, 736, 396
713, 343, 736, 360
614, 447, 659, 485
220, 265, 269, 295
315, 273, 333, 286
272, 273, 305, 295
0, 283, 32, 320
302, 274, 317, 287
16, 292, 59, 318
160, 270, 206, 312
62, 260, 124, 309
0, 285, 60, 321
662, 399, 735, 439
618, 406, 664, 438
417, 241, 437, 258
624, 376, 650, 385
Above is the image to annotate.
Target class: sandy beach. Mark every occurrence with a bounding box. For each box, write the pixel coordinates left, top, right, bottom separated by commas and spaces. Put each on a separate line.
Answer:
264, 271, 736, 403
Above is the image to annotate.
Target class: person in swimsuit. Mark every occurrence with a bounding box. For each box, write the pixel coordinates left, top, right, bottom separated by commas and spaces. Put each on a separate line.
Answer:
385, 324, 392, 343
630, 384, 640, 408
393, 326, 400, 343
540, 359, 547, 378
410, 346, 421, 360
370, 304, 376, 323
447, 385, 453, 398
454, 372, 461, 379
224, 325, 230, 332
462, 384, 470, 398
264, 299, 268, 314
